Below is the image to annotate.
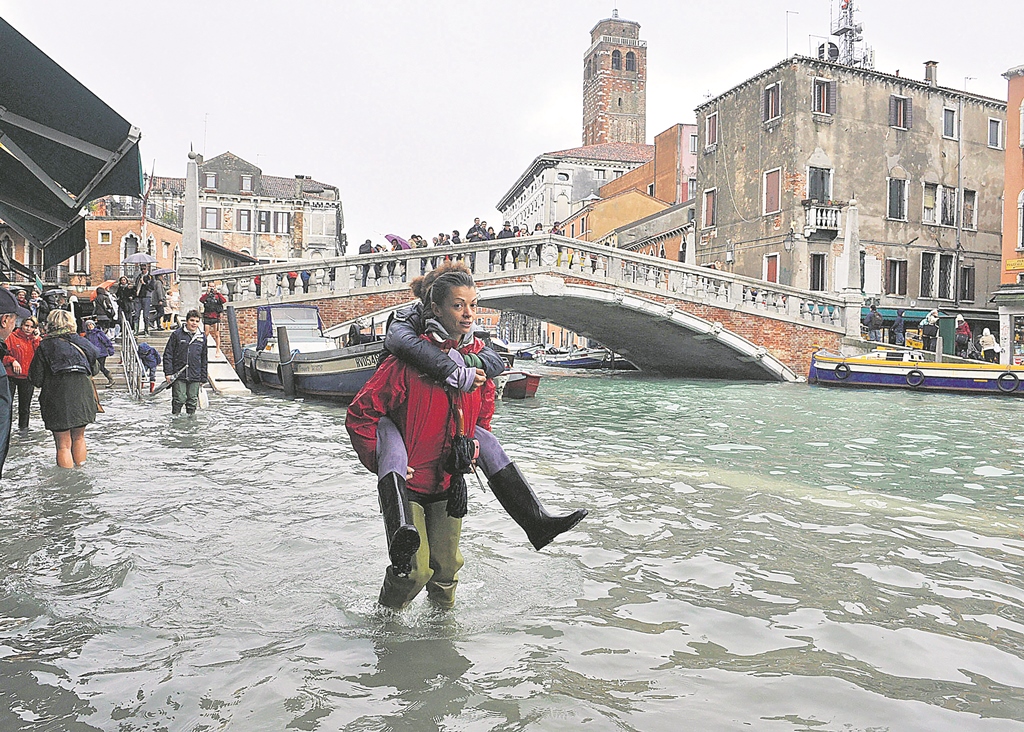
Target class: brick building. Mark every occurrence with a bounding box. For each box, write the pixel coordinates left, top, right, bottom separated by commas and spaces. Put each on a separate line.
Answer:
694, 57, 1006, 310
582, 12, 647, 146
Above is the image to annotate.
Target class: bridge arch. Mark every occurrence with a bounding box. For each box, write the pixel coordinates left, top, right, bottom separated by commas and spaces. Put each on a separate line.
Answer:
479, 275, 798, 382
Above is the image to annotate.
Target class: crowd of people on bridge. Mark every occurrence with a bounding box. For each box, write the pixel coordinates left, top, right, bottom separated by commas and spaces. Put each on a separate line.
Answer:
354, 218, 578, 286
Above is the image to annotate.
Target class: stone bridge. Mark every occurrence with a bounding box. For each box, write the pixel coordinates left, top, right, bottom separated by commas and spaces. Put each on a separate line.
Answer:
201, 235, 861, 382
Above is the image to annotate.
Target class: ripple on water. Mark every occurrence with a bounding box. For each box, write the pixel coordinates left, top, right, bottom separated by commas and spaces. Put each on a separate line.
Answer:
2, 382, 1024, 729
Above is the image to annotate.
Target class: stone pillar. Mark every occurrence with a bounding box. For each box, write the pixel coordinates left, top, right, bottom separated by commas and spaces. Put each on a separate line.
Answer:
841, 198, 864, 337
178, 151, 203, 315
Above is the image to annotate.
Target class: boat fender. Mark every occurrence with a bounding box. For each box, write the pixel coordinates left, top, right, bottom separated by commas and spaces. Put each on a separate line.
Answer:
834, 362, 851, 380
996, 371, 1019, 393
906, 369, 926, 387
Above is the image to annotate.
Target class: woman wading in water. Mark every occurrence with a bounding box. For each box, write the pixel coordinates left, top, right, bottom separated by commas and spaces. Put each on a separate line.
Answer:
347, 262, 586, 609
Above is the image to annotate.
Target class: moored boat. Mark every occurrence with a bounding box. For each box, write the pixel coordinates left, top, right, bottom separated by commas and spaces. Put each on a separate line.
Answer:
502, 371, 541, 399
536, 347, 637, 370
242, 304, 384, 399
809, 349, 1024, 396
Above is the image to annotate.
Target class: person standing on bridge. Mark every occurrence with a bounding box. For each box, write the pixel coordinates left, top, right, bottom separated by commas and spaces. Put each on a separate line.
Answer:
199, 284, 227, 357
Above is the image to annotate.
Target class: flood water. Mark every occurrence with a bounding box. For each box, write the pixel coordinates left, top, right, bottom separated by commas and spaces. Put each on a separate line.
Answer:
1, 370, 1023, 731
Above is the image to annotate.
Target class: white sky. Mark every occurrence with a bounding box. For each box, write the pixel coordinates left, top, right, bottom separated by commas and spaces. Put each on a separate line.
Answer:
2, 0, 1020, 247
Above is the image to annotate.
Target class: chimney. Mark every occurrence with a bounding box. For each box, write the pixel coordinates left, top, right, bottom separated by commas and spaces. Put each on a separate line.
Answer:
295, 174, 305, 198
924, 61, 938, 86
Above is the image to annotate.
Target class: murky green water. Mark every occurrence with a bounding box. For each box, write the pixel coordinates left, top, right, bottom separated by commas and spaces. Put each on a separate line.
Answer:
1, 371, 1023, 731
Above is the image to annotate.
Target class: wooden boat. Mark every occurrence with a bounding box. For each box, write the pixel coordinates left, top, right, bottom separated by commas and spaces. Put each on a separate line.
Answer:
242, 304, 384, 399
535, 347, 637, 370
502, 371, 541, 399
809, 349, 1024, 396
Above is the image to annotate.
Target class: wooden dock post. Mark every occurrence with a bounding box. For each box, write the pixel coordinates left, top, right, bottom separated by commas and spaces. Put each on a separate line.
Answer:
226, 305, 246, 385
277, 326, 296, 398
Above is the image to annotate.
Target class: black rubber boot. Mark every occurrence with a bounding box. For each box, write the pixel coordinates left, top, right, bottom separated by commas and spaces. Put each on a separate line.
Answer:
487, 463, 587, 550
378, 472, 420, 576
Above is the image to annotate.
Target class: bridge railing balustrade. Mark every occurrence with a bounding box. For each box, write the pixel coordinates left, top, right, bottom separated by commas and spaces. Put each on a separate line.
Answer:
199, 235, 846, 331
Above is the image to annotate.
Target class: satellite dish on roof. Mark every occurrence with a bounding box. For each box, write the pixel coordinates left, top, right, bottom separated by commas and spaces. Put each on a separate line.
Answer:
818, 42, 840, 62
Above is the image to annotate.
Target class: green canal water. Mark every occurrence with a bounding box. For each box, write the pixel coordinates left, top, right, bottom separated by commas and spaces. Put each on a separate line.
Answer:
1, 371, 1022, 731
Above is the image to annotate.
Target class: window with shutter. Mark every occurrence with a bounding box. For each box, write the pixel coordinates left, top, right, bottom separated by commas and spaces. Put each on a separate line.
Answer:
812, 79, 835, 114
808, 167, 831, 201
890, 96, 912, 129
702, 189, 717, 228
923, 183, 937, 224
763, 83, 781, 122
764, 169, 781, 214
887, 179, 907, 221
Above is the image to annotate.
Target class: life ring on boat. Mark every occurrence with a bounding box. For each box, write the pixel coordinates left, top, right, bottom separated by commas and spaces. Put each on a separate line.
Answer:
833, 362, 851, 380
996, 371, 1019, 393
906, 369, 925, 387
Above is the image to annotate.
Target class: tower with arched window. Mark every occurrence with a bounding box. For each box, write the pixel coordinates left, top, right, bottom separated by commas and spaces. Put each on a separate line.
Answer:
582, 12, 647, 146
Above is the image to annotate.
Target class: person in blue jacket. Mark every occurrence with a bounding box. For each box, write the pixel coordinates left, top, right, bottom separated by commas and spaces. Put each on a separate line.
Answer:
83, 320, 116, 387
137, 341, 162, 393
162, 310, 207, 416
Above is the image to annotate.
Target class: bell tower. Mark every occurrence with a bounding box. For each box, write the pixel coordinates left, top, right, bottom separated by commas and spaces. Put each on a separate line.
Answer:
582, 11, 647, 146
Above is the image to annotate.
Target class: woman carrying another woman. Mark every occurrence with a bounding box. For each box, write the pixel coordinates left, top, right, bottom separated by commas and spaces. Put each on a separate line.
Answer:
29, 309, 100, 468
347, 262, 586, 610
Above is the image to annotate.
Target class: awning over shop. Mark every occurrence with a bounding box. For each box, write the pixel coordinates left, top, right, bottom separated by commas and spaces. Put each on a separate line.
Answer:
0, 18, 142, 269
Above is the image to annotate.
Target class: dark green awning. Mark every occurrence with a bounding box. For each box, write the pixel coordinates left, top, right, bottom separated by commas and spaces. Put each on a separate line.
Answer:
0, 17, 142, 269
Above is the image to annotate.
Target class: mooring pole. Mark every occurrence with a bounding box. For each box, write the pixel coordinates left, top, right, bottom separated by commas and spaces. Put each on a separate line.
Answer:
226, 305, 246, 385
277, 325, 296, 398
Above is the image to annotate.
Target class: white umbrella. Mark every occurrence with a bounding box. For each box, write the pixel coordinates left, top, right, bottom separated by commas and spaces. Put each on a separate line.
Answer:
122, 252, 157, 264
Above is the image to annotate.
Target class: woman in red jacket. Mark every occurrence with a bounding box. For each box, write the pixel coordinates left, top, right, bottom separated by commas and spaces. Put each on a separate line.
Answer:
4, 316, 40, 430
347, 266, 494, 609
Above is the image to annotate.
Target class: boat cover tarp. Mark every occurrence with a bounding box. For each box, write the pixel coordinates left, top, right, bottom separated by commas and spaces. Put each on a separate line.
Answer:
256, 304, 325, 351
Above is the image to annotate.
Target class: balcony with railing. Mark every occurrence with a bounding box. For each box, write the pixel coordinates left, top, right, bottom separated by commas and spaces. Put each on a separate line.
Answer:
803, 200, 843, 237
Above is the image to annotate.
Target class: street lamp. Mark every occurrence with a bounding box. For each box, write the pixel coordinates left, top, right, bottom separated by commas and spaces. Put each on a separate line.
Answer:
783, 229, 795, 251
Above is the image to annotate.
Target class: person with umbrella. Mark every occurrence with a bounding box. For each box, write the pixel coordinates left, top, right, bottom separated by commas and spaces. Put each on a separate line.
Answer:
150, 273, 167, 330
133, 263, 154, 334
122, 253, 157, 333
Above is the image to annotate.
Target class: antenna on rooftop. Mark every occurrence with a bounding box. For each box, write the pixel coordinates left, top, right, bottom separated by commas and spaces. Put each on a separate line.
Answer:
831, 0, 874, 69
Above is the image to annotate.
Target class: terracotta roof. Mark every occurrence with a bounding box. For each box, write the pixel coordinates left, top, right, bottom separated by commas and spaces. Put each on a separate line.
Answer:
260, 175, 337, 200
545, 142, 654, 164
150, 176, 185, 194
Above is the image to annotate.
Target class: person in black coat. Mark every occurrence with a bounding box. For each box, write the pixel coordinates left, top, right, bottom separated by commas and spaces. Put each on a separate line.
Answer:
162, 309, 208, 416
115, 276, 134, 333
28, 309, 100, 468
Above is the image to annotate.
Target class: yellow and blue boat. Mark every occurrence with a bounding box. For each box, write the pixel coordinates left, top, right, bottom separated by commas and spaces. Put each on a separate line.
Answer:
809, 349, 1024, 396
